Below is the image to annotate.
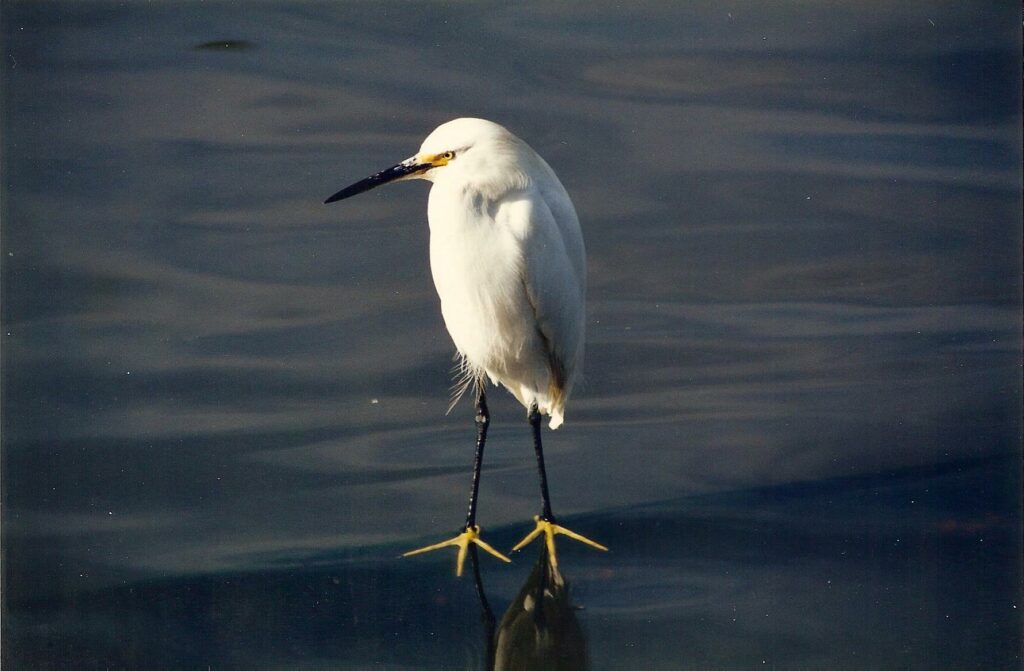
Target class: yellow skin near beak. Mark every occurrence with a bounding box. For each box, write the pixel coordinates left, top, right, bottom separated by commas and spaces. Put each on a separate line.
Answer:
422, 151, 452, 167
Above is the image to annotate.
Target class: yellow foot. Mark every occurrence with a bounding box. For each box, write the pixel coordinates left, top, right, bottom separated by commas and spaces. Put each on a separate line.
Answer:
511, 515, 608, 570
402, 525, 511, 577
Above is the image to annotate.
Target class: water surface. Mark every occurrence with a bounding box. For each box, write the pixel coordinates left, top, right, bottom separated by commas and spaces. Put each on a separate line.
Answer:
2, 2, 1021, 669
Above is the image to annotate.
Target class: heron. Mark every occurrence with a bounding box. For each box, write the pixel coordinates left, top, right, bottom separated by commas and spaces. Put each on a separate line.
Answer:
325, 117, 606, 575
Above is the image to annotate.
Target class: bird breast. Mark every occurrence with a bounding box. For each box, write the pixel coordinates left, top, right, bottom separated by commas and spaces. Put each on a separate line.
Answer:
426, 183, 547, 392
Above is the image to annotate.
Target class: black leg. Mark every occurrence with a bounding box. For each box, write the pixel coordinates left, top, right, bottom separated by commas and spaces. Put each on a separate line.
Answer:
464, 388, 489, 528
403, 386, 510, 574
511, 406, 607, 562
528, 404, 555, 522
511, 406, 606, 563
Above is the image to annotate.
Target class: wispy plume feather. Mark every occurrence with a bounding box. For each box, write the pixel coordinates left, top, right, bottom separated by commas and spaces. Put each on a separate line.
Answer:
447, 351, 484, 414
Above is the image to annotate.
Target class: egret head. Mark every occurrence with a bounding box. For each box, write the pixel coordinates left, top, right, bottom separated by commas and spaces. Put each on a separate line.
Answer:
324, 118, 518, 204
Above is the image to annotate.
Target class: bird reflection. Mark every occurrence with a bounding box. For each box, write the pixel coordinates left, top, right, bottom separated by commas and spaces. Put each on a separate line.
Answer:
468, 543, 590, 670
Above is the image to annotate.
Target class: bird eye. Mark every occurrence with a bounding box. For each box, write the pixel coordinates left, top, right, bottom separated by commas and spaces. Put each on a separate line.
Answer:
442, 151, 455, 160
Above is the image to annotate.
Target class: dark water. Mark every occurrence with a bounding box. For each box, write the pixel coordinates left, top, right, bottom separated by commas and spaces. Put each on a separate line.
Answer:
2, 2, 1021, 669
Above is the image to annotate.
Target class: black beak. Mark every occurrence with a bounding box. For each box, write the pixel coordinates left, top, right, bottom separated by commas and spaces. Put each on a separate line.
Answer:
324, 159, 432, 204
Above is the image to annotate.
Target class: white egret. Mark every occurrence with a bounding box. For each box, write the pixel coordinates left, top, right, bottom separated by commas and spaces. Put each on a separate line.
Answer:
325, 117, 606, 575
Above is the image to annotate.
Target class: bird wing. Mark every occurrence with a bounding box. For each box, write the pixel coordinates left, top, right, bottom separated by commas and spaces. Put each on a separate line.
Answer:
501, 186, 586, 407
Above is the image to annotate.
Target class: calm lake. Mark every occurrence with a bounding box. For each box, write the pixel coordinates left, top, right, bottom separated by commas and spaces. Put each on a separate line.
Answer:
2, 2, 1021, 669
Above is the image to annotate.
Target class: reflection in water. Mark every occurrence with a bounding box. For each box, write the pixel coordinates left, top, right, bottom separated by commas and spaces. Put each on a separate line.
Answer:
469, 546, 499, 669
494, 546, 589, 671
469, 545, 589, 671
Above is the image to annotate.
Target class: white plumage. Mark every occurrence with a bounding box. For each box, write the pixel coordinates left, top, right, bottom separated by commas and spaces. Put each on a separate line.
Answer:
417, 118, 585, 428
